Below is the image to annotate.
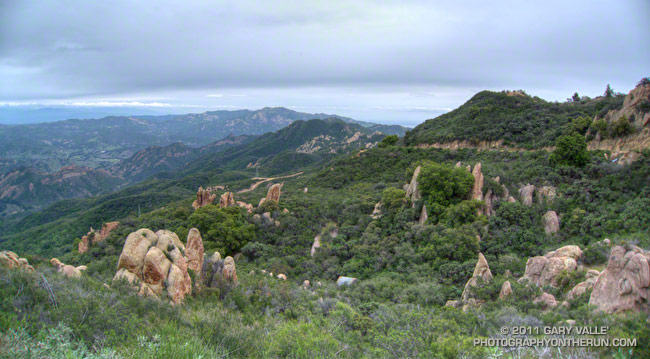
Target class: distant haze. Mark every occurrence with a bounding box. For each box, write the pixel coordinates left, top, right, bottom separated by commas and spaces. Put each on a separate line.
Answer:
1, 1, 649, 126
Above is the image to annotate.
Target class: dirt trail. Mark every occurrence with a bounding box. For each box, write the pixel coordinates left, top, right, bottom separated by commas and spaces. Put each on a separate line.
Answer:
237, 172, 304, 193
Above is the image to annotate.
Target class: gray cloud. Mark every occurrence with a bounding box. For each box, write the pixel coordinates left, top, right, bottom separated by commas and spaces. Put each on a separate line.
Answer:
1, 0, 649, 124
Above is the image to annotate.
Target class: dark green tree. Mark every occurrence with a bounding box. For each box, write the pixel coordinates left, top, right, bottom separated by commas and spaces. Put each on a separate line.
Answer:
377, 135, 399, 148
572, 92, 580, 102
550, 133, 590, 167
417, 161, 474, 209
604, 84, 614, 98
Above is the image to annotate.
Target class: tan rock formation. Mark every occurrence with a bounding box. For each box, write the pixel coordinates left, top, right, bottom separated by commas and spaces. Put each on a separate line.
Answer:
114, 228, 197, 304
50, 257, 85, 278
567, 271, 600, 301
519, 184, 535, 206
310, 235, 321, 256
589, 246, 650, 313
0, 251, 35, 272
185, 228, 204, 276
192, 187, 216, 209
542, 211, 560, 234
223, 256, 238, 284
534, 292, 558, 309
471, 163, 484, 202
499, 281, 512, 300
302, 280, 310, 289
277, 273, 287, 280
266, 183, 283, 203
419, 205, 428, 225
536, 186, 557, 203
236, 201, 254, 213
461, 253, 493, 302
405, 165, 422, 205
521, 245, 582, 287
78, 221, 120, 254
371, 201, 382, 219
219, 192, 235, 208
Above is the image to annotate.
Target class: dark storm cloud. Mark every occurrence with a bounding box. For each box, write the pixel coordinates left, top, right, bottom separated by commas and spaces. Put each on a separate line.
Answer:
1, 0, 649, 124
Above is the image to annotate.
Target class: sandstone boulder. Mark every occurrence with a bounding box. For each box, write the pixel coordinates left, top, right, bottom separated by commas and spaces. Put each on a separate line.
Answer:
303, 280, 310, 289
277, 273, 287, 280
167, 264, 191, 304
223, 256, 238, 284
185, 228, 204, 277
236, 201, 254, 213
542, 211, 560, 234
461, 253, 493, 302
519, 184, 535, 206
155, 230, 185, 252
534, 292, 559, 309
266, 183, 283, 203
50, 258, 85, 278
521, 245, 582, 287
589, 246, 650, 314
0, 251, 34, 272
499, 281, 512, 300
143, 247, 172, 295
219, 192, 235, 208
192, 187, 216, 209
371, 201, 382, 219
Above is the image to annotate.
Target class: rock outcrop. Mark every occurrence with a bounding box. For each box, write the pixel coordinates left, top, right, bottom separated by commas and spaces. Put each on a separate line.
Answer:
337, 276, 357, 286
536, 186, 557, 203
266, 183, 283, 203
589, 246, 650, 314
192, 187, 216, 209
371, 202, 382, 219
567, 270, 600, 301
78, 221, 120, 254
460, 253, 493, 302
405, 166, 422, 205
534, 292, 559, 309
471, 163, 484, 202
310, 235, 321, 256
219, 192, 235, 208
0, 251, 35, 272
236, 201, 254, 213
520, 245, 582, 287
499, 281, 512, 300
51, 258, 86, 278
113, 228, 203, 304
519, 184, 535, 206
185, 228, 204, 287
202, 252, 238, 287
419, 205, 428, 225
542, 211, 560, 234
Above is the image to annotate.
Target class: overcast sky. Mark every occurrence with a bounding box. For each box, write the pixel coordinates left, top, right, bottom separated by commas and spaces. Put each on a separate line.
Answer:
1, 0, 649, 126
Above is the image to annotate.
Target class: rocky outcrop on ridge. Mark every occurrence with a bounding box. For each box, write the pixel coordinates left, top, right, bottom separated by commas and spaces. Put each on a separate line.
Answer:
78, 221, 120, 254
589, 245, 650, 314
519, 184, 535, 206
219, 192, 235, 208
0, 250, 35, 272
405, 165, 422, 206
520, 245, 582, 287
192, 187, 216, 209
461, 253, 493, 302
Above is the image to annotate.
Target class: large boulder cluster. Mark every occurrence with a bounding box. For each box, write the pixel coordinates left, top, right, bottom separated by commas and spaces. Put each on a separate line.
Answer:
113, 227, 237, 304
520, 245, 582, 287
0, 250, 34, 272
446, 253, 493, 309
192, 187, 217, 209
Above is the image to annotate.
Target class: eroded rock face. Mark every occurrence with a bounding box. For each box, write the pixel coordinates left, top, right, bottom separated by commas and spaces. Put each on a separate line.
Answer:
192, 187, 217, 209
236, 201, 254, 213
460, 253, 493, 302
567, 271, 599, 301
405, 166, 422, 205
519, 184, 536, 206
337, 276, 357, 286
0, 251, 35, 272
521, 245, 582, 287
371, 201, 382, 219
266, 183, 283, 203
589, 246, 650, 314
223, 256, 238, 284
113, 228, 198, 304
471, 163, 484, 202
310, 235, 321, 256
78, 221, 120, 254
542, 211, 560, 234
219, 192, 235, 208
